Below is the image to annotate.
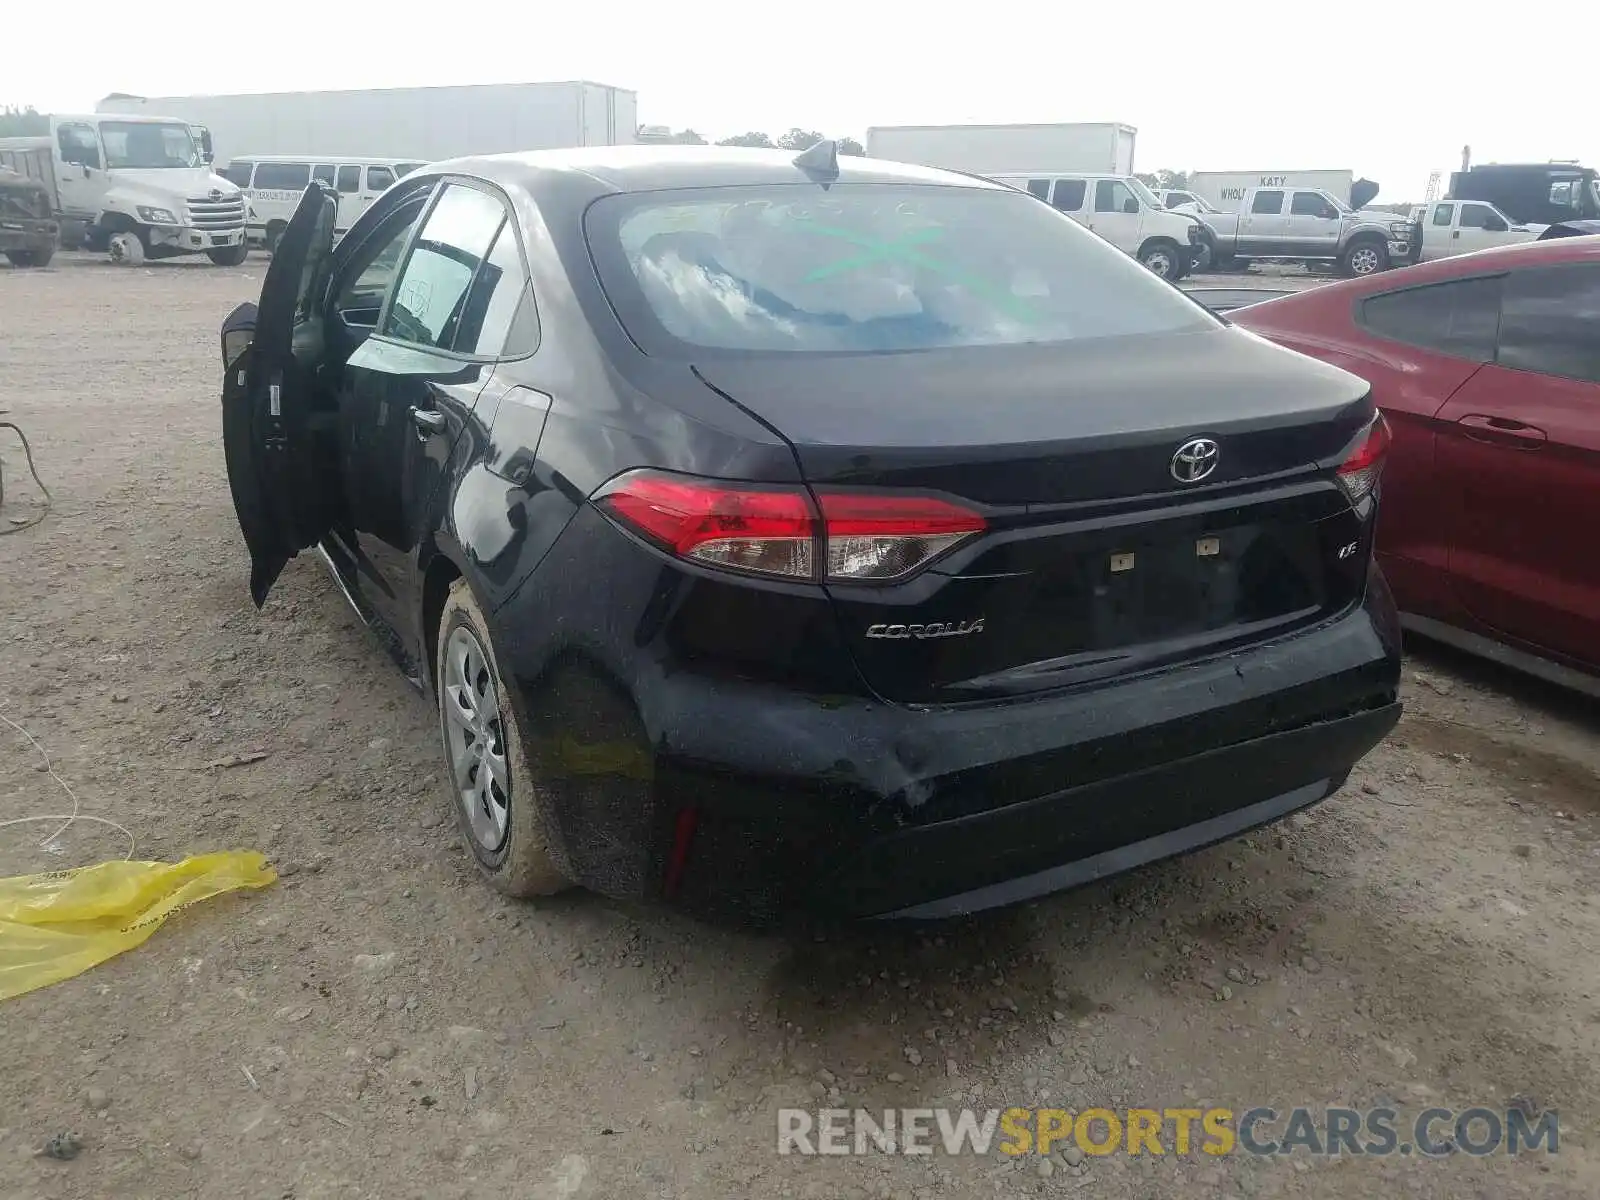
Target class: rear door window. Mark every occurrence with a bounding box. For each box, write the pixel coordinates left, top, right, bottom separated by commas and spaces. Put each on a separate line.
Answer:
336, 165, 361, 194
1251, 190, 1285, 215
1358, 275, 1503, 362
381, 183, 509, 351
584, 182, 1218, 357
1496, 265, 1600, 384
366, 166, 396, 192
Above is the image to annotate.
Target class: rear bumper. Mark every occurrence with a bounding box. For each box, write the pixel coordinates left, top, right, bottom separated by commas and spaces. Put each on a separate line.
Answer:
502, 563, 1403, 924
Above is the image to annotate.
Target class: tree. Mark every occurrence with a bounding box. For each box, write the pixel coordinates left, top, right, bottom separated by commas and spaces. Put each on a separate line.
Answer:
776, 128, 825, 151
668, 129, 706, 145
1134, 168, 1191, 191
838, 137, 865, 157
0, 106, 49, 137
717, 131, 776, 149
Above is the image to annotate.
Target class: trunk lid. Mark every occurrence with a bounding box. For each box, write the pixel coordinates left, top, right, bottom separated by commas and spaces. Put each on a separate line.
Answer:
694, 327, 1376, 703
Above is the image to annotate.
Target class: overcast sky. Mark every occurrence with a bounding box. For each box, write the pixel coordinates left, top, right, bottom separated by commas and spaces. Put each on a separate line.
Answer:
4, 3, 1593, 201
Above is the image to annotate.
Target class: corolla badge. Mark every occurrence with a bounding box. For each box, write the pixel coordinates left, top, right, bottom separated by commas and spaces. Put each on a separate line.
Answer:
866, 619, 985, 640
1170, 437, 1220, 483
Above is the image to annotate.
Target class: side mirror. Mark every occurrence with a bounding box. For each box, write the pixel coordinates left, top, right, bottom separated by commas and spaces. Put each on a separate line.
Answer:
200, 129, 215, 164
1123, 198, 1140, 214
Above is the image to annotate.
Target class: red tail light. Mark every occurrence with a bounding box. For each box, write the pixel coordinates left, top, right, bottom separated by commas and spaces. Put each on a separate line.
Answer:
594, 470, 986, 583
1336, 412, 1391, 506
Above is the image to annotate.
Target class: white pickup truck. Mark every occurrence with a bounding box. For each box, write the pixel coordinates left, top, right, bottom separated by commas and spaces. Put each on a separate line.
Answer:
1197, 186, 1414, 277
994, 172, 1205, 279
1407, 199, 1545, 263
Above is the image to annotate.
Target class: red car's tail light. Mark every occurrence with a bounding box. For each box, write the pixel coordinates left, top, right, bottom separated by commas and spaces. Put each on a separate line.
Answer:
595, 471, 987, 583
595, 471, 816, 579
1336, 411, 1391, 506
817, 492, 987, 582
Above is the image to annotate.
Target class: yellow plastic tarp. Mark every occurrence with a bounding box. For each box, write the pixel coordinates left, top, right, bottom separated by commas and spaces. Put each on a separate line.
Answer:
0, 851, 276, 1001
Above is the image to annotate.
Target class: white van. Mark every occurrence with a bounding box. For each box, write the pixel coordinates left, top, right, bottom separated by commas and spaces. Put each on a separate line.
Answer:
220, 156, 426, 249
992, 173, 1204, 279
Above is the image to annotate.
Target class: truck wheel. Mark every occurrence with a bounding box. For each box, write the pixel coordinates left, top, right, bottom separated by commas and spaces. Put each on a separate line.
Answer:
107, 231, 145, 267
1190, 238, 1215, 274
4, 248, 53, 268
207, 244, 250, 266
264, 222, 288, 254
1340, 238, 1389, 277
1138, 239, 1185, 281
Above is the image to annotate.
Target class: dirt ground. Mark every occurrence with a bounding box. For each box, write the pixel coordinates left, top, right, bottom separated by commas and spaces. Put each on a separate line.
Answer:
1, 254, 1597, 1200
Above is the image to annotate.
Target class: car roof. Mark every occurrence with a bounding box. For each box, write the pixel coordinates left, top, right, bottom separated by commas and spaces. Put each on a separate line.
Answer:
231, 155, 420, 164
415, 144, 1006, 195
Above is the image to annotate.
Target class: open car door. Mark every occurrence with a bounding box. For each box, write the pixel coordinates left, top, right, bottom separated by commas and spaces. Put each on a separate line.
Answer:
220, 182, 340, 607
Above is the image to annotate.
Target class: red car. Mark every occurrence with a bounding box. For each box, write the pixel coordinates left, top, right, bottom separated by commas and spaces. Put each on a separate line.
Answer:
1225, 237, 1600, 693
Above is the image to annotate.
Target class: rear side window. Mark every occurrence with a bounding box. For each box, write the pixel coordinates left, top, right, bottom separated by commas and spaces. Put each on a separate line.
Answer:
455, 221, 537, 357
1358, 275, 1503, 362
1497, 265, 1600, 384
1051, 178, 1086, 212
1431, 203, 1454, 227
336, 165, 361, 193
583, 182, 1218, 357
382, 183, 508, 351
1025, 179, 1050, 200
1251, 190, 1284, 215
253, 162, 310, 190
367, 166, 395, 192
221, 161, 253, 187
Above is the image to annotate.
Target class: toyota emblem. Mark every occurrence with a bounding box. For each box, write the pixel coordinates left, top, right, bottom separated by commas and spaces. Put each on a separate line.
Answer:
208, 188, 222, 201
1170, 437, 1220, 483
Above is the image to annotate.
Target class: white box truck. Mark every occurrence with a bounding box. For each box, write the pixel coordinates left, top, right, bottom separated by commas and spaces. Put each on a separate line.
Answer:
1189, 170, 1359, 213
864, 123, 1136, 177
0, 113, 247, 265
97, 81, 638, 165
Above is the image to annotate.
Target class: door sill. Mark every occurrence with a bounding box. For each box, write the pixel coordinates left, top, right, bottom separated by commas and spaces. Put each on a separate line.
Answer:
1400, 613, 1600, 699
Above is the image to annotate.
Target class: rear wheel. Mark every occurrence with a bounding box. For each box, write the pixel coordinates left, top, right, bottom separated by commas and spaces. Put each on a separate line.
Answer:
1340, 237, 1389, 278
436, 579, 569, 898
1138, 238, 1185, 281
4, 247, 52, 267
207, 243, 249, 266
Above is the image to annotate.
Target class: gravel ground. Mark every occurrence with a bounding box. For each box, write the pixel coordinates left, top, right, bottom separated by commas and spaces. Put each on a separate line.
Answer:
1, 253, 1597, 1200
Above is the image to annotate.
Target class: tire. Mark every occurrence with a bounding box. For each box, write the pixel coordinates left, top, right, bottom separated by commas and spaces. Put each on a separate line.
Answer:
207, 243, 249, 266
436, 578, 569, 898
1137, 238, 1184, 281
1340, 237, 1389, 278
264, 221, 287, 254
107, 231, 145, 266
4, 247, 52, 267
1189, 238, 1215, 274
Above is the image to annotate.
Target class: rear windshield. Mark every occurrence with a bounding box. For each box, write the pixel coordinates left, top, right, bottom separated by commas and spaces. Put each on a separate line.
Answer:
584, 183, 1216, 356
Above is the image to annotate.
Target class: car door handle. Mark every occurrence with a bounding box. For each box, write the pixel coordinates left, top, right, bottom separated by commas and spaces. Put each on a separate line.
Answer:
1456, 413, 1547, 447
1452, 230, 1460, 239
411, 407, 447, 436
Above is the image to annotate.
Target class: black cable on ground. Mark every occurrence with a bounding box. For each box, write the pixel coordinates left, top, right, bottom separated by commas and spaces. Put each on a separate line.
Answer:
0, 419, 52, 535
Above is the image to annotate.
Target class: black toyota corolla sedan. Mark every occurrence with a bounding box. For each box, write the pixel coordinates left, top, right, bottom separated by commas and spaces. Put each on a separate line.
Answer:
219, 143, 1402, 924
